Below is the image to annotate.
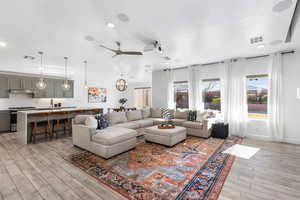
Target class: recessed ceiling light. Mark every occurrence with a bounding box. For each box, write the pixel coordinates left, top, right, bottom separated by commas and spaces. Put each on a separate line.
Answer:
106, 22, 115, 28
0, 42, 7, 47
117, 13, 130, 22
257, 44, 265, 49
273, 0, 293, 12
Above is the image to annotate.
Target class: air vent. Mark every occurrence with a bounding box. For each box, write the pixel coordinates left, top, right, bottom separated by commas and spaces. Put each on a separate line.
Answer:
250, 36, 263, 44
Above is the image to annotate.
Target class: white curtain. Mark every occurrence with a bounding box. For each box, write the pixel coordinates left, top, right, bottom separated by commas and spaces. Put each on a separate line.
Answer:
188, 65, 195, 110
167, 69, 175, 109
224, 60, 248, 137
194, 66, 204, 111
268, 53, 284, 141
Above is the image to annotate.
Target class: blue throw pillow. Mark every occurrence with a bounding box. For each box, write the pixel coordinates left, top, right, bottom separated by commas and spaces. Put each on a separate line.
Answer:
95, 114, 109, 130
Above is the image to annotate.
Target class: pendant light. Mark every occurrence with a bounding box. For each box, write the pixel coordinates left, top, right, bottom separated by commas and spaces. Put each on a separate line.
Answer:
36, 51, 47, 90
116, 74, 127, 92
62, 57, 70, 91
83, 60, 88, 89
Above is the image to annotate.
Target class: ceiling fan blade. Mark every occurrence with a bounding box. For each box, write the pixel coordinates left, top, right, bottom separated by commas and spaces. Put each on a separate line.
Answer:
99, 44, 117, 53
121, 51, 143, 55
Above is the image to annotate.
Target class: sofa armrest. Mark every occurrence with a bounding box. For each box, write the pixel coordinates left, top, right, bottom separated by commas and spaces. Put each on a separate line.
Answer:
72, 124, 96, 150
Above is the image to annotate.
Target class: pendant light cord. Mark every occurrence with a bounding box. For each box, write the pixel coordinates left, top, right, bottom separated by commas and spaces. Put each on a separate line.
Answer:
64, 57, 68, 81
38, 51, 44, 78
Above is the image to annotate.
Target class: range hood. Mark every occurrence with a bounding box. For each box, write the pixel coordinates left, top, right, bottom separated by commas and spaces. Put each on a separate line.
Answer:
9, 89, 34, 95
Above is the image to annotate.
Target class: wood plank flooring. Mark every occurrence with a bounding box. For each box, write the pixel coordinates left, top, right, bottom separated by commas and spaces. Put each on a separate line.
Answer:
0, 133, 299, 200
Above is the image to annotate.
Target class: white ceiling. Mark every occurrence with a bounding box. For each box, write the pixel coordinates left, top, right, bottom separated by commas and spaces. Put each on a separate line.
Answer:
0, 0, 299, 82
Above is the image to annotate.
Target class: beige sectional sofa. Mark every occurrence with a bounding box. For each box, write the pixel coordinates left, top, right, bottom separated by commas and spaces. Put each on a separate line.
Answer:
108, 108, 215, 138
72, 108, 215, 159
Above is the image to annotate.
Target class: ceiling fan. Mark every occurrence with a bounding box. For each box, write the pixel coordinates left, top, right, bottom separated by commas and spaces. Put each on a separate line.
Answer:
100, 42, 143, 58
84, 35, 143, 58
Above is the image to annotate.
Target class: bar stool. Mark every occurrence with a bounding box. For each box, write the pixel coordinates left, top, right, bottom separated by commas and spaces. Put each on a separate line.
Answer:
30, 113, 51, 144
52, 111, 69, 139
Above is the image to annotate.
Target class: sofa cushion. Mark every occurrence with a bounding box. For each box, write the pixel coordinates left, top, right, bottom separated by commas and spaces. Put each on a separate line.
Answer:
174, 110, 188, 119
134, 119, 154, 128
182, 121, 203, 129
196, 111, 216, 122
113, 122, 140, 129
85, 116, 98, 129
141, 108, 151, 118
107, 112, 127, 125
172, 119, 187, 126
151, 108, 162, 118
126, 110, 142, 121
92, 127, 137, 146
74, 115, 93, 124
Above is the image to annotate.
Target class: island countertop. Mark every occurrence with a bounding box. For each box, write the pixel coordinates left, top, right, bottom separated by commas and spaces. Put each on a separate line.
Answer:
17, 107, 102, 144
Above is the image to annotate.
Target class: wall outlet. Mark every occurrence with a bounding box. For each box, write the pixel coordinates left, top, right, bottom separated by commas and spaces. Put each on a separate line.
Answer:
297, 88, 300, 99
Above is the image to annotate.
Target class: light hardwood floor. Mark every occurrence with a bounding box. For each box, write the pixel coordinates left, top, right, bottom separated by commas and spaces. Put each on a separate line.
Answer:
0, 133, 299, 200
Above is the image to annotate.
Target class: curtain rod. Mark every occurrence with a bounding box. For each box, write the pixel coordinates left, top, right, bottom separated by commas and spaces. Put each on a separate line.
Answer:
163, 50, 295, 71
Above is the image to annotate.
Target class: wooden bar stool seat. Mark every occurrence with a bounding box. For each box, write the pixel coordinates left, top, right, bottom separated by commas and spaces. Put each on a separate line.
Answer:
30, 113, 51, 144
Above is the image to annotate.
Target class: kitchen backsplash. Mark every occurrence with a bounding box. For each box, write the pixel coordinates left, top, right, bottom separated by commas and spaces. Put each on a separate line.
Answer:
0, 94, 78, 109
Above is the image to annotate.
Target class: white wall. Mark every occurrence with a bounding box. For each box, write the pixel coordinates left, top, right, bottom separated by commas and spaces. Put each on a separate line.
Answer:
122, 82, 152, 108
152, 51, 300, 144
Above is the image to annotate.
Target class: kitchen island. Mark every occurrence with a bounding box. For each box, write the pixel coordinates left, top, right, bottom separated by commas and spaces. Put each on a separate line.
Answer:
17, 107, 102, 144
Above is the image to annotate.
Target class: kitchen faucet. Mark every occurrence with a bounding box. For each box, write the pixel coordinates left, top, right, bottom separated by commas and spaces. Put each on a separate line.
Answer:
50, 98, 54, 110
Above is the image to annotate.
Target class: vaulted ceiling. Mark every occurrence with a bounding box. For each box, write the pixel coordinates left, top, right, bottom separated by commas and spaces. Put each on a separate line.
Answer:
0, 0, 299, 82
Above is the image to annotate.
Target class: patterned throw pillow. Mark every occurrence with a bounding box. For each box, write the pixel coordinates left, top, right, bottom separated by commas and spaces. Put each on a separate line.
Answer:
161, 108, 172, 121
95, 114, 109, 130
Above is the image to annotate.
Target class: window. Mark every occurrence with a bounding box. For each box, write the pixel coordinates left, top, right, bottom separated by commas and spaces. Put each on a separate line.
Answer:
174, 81, 189, 109
134, 87, 152, 109
246, 75, 268, 120
202, 79, 221, 111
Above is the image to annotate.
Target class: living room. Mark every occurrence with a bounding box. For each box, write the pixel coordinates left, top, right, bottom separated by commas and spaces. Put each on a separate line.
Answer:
0, 0, 300, 200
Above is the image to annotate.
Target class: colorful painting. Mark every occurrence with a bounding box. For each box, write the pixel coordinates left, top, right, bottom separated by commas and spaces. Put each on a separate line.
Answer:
88, 88, 107, 103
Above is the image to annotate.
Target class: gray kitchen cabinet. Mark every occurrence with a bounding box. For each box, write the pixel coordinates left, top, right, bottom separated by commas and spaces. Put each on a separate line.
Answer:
0, 76, 9, 98
21, 77, 33, 90
0, 110, 10, 133
54, 79, 64, 98
9, 77, 22, 90
33, 78, 54, 98
63, 80, 74, 98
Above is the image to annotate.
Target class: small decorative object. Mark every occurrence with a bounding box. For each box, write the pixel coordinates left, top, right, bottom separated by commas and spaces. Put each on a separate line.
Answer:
88, 88, 107, 103
36, 51, 47, 90
116, 74, 128, 91
161, 108, 172, 122
158, 123, 176, 129
62, 57, 70, 91
119, 98, 128, 109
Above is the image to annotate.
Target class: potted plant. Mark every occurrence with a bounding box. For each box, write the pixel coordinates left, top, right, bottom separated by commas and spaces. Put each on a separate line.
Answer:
119, 98, 128, 110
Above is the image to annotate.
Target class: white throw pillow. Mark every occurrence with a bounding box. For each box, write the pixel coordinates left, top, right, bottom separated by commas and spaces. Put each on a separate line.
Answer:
85, 116, 98, 129
174, 110, 188, 119
126, 110, 142, 121
151, 108, 162, 118
74, 115, 93, 124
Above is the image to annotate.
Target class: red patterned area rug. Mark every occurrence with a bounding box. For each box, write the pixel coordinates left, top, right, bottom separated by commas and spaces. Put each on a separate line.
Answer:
65, 136, 241, 200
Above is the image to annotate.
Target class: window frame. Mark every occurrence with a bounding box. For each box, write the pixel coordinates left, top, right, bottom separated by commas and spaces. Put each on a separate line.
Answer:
246, 74, 269, 121
134, 87, 152, 109
173, 81, 189, 110
201, 78, 221, 112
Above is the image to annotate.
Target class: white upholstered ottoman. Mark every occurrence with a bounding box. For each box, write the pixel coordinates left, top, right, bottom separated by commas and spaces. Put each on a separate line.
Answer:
144, 126, 186, 147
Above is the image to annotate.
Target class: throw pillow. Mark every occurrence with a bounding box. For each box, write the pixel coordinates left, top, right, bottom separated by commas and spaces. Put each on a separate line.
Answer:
141, 108, 151, 118
74, 115, 92, 124
85, 116, 98, 129
107, 112, 127, 125
151, 108, 162, 118
188, 111, 197, 121
174, 110, 188, 119
126, 110, 142, 121
161, 108, 172, 121
95, 114, 109, 130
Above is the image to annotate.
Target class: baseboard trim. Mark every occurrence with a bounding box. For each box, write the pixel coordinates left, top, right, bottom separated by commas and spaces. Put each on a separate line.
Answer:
244, 134, 300, 145
282, 138, 300, 145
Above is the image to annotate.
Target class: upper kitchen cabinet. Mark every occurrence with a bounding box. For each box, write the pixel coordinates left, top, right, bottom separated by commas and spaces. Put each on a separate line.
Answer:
53, 79, 64, 98
8, 77, 22, 90
0, 75, 9, 98
63, 80, 74, 98
21, 77, 34, 90
33, 78, 54, 98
